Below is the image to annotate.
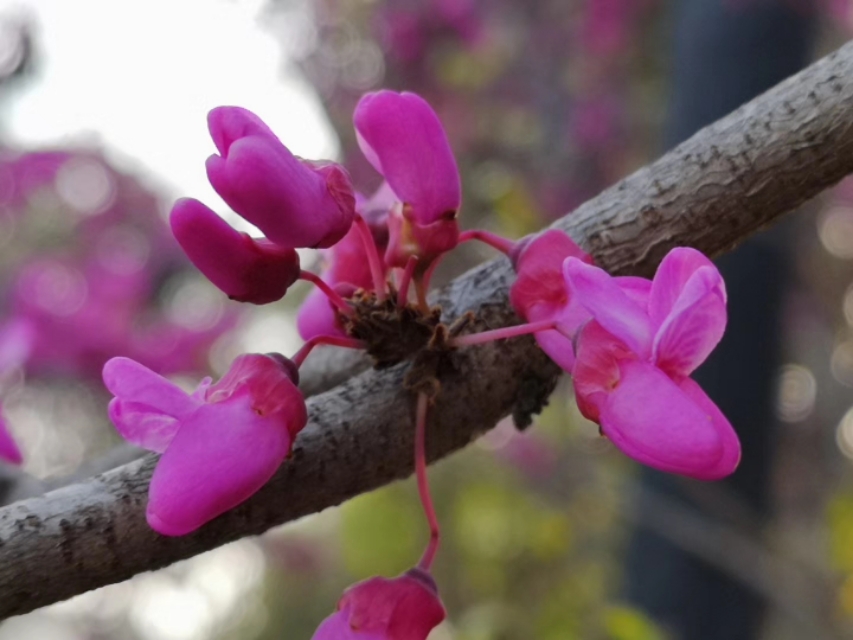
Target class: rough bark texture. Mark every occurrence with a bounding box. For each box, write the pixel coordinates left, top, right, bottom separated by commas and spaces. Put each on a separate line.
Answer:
0, 38, 852, 620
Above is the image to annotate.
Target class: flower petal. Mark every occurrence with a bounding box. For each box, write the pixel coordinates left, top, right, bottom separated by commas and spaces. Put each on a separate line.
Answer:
312, 607, 383, 640
296, 286, 347, 341
107, 399, 180, 454
563, 257, 652, 357
652, 266, 726, 377
207, 106, 280, 156
509, 229, 591, 325
648, 247, 725, 330
599, 359, 737, 479
170, 198, 300, 305
678, 376, 741, 478
354, 91, 460, 226
146, 388, 295, 536
102, 357, 198, 418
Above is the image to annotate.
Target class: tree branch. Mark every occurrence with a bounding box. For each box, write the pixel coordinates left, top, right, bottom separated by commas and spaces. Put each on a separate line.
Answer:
0, 38, 852, 619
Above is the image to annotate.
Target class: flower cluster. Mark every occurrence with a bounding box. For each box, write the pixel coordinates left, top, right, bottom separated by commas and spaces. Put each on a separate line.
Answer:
102, 90, 739, 636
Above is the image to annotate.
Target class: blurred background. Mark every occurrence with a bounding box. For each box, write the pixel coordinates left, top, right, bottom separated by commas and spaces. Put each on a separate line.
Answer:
0, 0, 852, 638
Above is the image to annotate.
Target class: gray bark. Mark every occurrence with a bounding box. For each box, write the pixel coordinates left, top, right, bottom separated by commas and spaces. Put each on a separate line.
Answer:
0, 37, 852, 620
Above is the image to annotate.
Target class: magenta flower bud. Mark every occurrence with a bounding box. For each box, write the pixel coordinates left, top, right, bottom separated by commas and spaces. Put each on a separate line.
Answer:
354, 91, 461, 267
103, 353, 307, 536
205, 106, 356, 249
170, 198, 300, 305
312, 569, 445, 640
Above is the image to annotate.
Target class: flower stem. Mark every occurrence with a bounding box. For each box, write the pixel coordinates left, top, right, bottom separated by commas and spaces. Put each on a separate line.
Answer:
291, 335, 366, 369
449, 319, 557, 347
298, 271, 353, 316
353, 214, 387, 301
458, 229, 515, 254
415, 392, 440, 572
397, 256, 419, 308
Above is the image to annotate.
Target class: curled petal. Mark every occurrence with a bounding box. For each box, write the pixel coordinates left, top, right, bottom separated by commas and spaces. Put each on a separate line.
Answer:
652, 266, 727, 377
206, 135, 355, 249
170, 198, 300, 305
107, 399, 180, 454
354, 91, 460, 226
678, 376, 741, 477
599, 360, 739, 480
207, 106, 279, 156
563, 258, 652, 358
146, 388, 296, 536
649, 247, 725, 330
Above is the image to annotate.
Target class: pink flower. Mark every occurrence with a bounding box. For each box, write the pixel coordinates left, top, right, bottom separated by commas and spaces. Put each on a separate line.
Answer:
564, 247, 740, 480
103, 353, 307, 535
508, 229, 594, 371
205, 106, 356, 249
353, 91, 461, 268
170, 198, 300, 304
312, 569, 445, 640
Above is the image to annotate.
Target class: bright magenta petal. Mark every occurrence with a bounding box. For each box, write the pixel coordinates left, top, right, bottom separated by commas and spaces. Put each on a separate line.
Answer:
563, 257, 652, 358
678, 376, 741, 478
297, 286, 346, 341
312, 607, 384, 640
615, 275, 652, 309
108, 398, 181, 454
146, 389, 294, 536
648, 247, 724, 330
354, 91, 460, 226
103, 357, 198, 419
170, 198, 300, 304
652, 266, 727, 377
599, 360, 735, 479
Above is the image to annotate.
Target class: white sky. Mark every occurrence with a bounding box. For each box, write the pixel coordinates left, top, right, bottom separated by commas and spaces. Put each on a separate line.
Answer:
0, 0, 337, 214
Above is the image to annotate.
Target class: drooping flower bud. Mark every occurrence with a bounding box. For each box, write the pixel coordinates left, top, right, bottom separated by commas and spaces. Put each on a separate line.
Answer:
170, 198, 300, 305
312, 569, 445, 640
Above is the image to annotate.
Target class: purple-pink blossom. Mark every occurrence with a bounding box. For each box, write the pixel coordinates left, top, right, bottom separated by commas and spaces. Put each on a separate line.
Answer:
103, 353, 307, 536
205, 106, 356, 250
312, 569, 445, 640
564, 247, 740, 480
353, 91, 461, 268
